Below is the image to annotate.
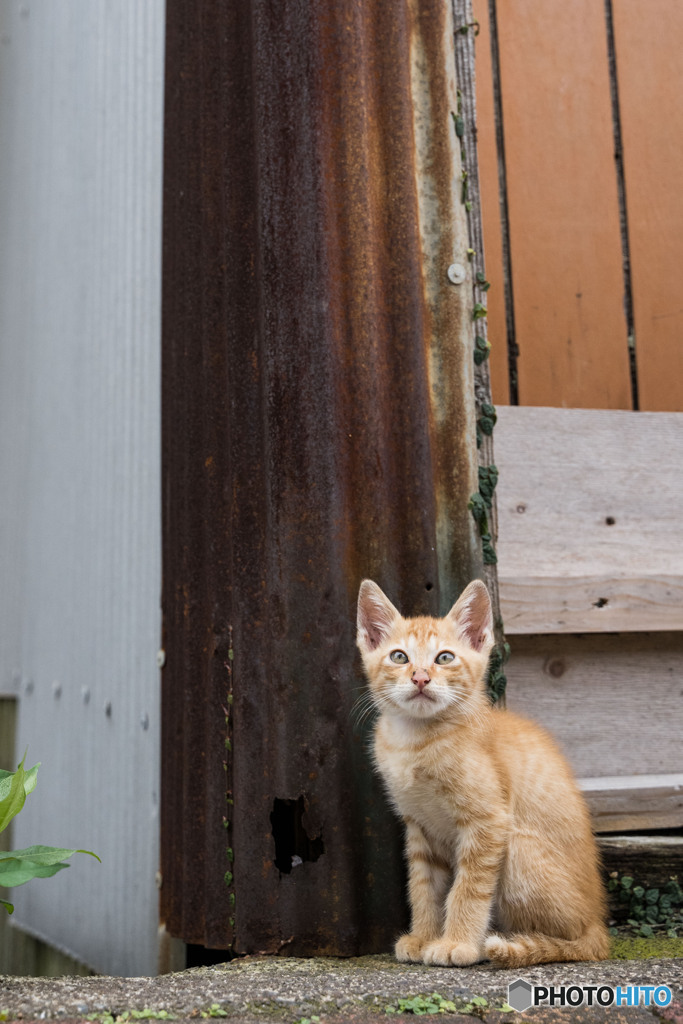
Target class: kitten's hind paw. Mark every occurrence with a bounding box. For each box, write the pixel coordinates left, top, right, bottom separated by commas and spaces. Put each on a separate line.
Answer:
395, 933, 429, 962
423, 939, 481, 967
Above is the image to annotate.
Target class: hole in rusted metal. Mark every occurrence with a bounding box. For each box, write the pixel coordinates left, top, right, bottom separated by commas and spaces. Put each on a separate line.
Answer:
605, 516, 616, 525
271, 796, 324, 875
425, 582, 433, 591
594, 597, 609, 608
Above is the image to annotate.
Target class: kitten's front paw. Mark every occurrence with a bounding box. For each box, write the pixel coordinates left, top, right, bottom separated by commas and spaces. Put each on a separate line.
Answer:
422, 939, 481, 967
395, 933, 429, 962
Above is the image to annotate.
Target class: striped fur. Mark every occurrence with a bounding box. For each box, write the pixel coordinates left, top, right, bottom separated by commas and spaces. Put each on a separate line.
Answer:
357, 579, 610, 969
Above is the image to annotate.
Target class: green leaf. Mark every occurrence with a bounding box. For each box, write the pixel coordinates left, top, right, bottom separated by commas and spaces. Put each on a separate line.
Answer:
0, 858, 69, 887
645, 888, 660, 904
0, 898, 14, 914
640, 924, 654, 937
0, 754, 30, 834
473, 342, 491, 365
621, 876, 633, 890
482, 536, 498, 565
0, 845, 101, 867
468, 492, 488, 525
0, 761, 40, 800
0, 845, 100, 888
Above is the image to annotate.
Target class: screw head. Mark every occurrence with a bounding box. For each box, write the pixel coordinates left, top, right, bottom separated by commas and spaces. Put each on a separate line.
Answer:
447, 262, 466, 285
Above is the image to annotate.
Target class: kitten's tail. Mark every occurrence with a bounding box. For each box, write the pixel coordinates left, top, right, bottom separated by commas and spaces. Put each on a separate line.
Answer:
484, 923, 610, 968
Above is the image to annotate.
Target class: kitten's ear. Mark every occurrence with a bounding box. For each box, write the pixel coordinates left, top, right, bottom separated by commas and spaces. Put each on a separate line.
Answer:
357, 580, 401, 653
447, 580, 494, 654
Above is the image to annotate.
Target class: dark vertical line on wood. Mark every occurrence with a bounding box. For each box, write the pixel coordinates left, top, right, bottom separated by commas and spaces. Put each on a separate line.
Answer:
604, 0, 639, 411
487, 0, 518, 405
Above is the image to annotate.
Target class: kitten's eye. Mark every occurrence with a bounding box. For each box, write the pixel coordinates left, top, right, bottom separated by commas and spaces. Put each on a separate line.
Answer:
435, 651, 456, 665
389, 650, 409, 665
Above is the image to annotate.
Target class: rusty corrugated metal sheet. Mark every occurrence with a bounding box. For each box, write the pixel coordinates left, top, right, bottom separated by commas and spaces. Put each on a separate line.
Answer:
161, 0, 484, 954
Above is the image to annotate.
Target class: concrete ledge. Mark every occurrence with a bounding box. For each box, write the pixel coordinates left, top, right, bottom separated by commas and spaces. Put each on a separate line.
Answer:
0, 955, 682, 1023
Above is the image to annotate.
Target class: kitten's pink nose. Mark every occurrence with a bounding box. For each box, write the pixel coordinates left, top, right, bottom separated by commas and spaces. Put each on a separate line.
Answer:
411, 669, 430, 691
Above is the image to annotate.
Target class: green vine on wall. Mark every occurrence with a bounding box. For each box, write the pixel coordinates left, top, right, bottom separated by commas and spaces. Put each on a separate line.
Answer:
452, 84, 508, 703
468, 468, 498, 567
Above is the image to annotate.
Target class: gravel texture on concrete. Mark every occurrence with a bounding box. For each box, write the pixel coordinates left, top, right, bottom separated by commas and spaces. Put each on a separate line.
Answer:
0, 955, 681, 1023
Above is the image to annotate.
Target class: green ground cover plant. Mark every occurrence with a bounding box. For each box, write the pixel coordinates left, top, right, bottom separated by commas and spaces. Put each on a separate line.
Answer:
608, 871, 683, 939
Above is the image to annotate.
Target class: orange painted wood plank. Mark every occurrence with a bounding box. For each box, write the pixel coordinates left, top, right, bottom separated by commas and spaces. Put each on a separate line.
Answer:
496, 0, 631, 408
472, 0, 509, 406
613, 0, 683, 412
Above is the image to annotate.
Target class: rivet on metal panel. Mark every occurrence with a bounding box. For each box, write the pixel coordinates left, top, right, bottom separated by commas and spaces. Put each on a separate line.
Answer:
25, 680, 34, 696
157, 649, 166, 668
447, 262, 467, 285
104, 701, 112, 718
82, 687, 91, 705
52, 682, 62, 700
141, 712, 150, 731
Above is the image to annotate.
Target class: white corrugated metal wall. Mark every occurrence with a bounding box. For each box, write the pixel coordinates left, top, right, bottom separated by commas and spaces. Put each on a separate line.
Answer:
0, 1, 165, 975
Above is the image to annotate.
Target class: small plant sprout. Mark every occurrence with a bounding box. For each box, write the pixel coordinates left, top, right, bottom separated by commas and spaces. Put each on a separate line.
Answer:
0, 752, 100, 914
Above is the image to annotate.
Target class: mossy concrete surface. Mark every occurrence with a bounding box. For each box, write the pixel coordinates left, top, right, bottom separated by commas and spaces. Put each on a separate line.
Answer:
611, 936, 683, 961
0, 954, 682, 1023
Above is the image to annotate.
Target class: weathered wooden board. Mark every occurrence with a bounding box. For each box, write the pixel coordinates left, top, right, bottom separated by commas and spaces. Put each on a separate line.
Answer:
581, 776, 683, 834
505, 632, 683, 779
493, 0, 630, 409
613, 0, 683, 412
598, 835, 683, 886
471, 0, 509, 406
495, 406, 683, 633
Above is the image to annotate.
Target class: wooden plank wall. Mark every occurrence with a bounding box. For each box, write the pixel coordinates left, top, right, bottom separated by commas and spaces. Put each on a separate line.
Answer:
613, 0, 683, 410
494, 407, 683, 635
469, 4, 683, 828
473, 0, 683, 413
494, 408, 683, 831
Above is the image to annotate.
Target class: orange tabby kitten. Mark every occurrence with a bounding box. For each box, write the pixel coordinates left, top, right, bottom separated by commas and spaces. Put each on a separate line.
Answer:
356, 578, 609, 968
